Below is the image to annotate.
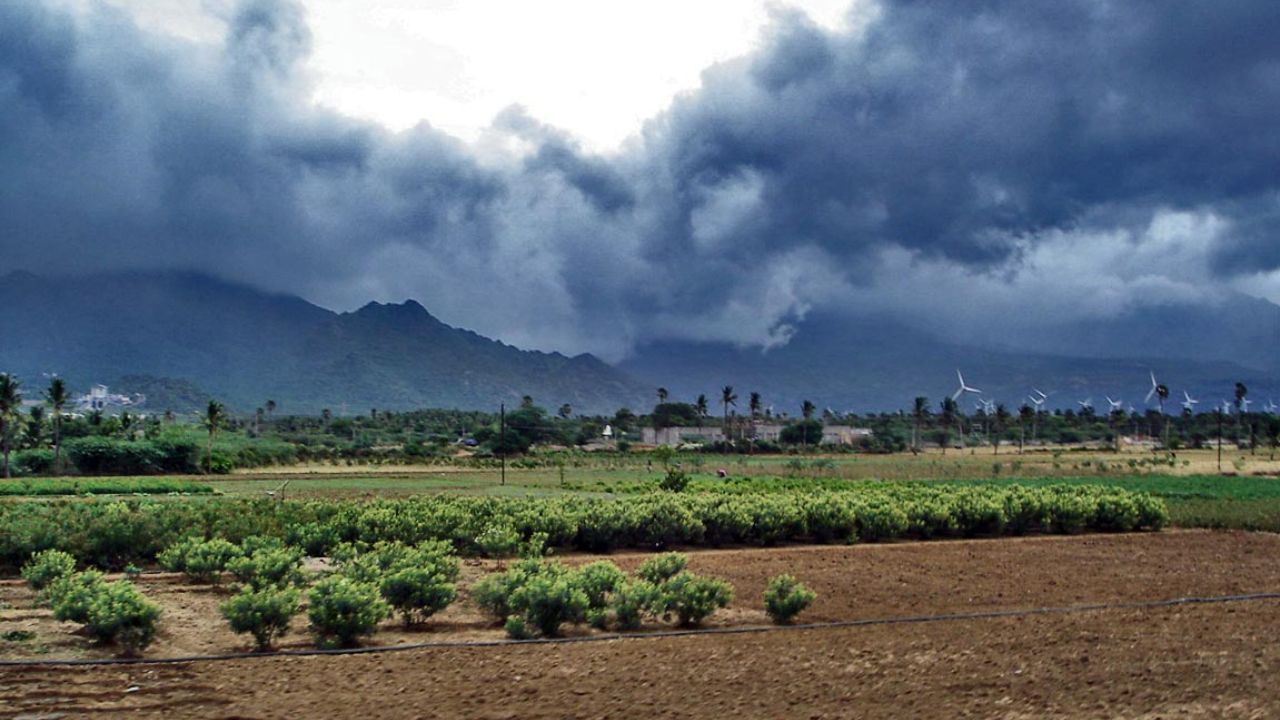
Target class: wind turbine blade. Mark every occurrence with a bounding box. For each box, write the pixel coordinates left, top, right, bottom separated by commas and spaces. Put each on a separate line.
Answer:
1145, 387, 1156, 403
951, 388, 963, 402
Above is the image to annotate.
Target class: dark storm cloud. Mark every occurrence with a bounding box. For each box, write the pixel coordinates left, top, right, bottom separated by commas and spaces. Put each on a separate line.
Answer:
2, 0, 1279, 358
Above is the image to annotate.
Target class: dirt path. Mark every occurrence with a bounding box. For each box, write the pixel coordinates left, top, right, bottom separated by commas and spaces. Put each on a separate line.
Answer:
2, 531, 1279, 717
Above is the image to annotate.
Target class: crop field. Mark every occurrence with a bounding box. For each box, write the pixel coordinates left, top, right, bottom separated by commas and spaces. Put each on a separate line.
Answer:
1, 449, 1278, 717
2, 531, 1279, 717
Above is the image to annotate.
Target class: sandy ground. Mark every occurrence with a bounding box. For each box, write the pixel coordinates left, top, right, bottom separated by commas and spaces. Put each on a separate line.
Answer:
2, 531, 1279, 718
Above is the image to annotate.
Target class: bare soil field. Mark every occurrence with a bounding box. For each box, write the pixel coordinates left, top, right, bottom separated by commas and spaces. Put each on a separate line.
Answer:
3, 530, 1279, 718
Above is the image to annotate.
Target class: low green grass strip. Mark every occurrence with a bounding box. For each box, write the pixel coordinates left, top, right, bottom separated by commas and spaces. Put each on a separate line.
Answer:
0, 478, 215, 496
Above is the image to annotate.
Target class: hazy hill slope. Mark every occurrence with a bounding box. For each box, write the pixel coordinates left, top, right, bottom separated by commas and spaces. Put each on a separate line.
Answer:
621, 312, 1279, 414
0, 271, 648, 415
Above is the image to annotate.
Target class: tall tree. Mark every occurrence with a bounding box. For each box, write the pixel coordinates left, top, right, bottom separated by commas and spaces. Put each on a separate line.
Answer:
912, 396, 929, 454
801, 400, 816, 420
1235, 382, 1249, 451
749, 392, 762, 419
656, 387, 669, 405
939, 397, 957, 454
204, 400, 225, 474
993, 403, 1011, 455
721, 386, 737, 445
45, 376, 69, 475
265, 399, 277, 422
24, 406, 45, 448
0, 374, 23, 478
557, 403, 572, 420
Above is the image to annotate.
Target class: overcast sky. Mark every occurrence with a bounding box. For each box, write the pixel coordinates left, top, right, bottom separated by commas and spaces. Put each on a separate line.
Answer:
5, 0, 1280, 360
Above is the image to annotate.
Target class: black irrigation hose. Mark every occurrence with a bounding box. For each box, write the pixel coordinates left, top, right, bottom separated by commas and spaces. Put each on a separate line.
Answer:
3, 591, 1278, 668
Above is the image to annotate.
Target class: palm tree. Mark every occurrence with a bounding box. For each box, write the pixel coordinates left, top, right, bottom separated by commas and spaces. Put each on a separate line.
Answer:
1235, 382, 1249, 451
800, 399, 817, 450
939, 398, 957, 454
695, 394, 709, 437
45, 377, 69, 475
720, 386, 737, 446
0, 374, 23, 478
993, 404, 1011, 455
1018, 404, 1034, 454
749, 392, 762, 419
912, 397, 929, 454
25, 406, 45, 448
801, 400, 816, 420
204, 400, 225, 474
558, 403, 572, 420
656, 387, 669, 405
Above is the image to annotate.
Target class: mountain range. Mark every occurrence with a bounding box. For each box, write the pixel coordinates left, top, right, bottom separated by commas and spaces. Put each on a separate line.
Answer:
1, 270, 1276, 416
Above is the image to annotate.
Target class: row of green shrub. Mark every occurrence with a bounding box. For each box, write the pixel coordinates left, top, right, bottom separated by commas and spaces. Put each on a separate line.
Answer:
23, 537, 817, 656
21, 549, 161, 655
9, 436, 302, 477
0, 477, 214, 496
0, 484, 1166, 572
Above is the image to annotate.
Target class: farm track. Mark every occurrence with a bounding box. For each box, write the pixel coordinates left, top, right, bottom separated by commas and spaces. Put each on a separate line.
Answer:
2, 530, 1279, 717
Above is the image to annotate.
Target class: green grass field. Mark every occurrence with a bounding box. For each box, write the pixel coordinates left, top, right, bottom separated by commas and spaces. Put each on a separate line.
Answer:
5, 448, 1279, 530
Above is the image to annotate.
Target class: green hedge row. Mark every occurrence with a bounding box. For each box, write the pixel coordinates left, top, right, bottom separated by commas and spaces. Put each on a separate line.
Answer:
0, 484, 1167, 571
0, 478, 213, 497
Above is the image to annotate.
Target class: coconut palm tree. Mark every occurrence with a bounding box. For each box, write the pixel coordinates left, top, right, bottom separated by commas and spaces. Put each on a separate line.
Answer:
993, 403, 1011, 455
0, 374, 23, 478
939, 397, 957, 454
656, 387, 669, 405
204, 400, 225, 474
558, 403, 572, 420
912, 396, 929, 454
24, 406, 45, 448
721, 386, 737, 446
749, 392, 762, 419
45, 377, 69, 475
1235, 382, 1249, 451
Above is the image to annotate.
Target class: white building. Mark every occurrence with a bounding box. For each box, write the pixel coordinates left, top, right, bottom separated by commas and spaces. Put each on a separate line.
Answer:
74, 385, 145, 413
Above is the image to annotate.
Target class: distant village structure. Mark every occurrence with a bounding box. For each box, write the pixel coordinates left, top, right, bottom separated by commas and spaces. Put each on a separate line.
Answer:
74, 385, 146, 413
642, 423, 873, 447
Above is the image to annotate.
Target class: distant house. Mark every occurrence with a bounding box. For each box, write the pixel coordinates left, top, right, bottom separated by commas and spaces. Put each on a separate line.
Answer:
74, 385, 145, 413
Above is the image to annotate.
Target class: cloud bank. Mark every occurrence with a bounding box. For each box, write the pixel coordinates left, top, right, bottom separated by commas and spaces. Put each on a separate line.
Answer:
3, 0, 1280, 360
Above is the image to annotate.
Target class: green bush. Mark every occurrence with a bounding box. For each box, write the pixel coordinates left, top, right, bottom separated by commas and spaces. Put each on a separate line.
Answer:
472, 557, 562, 620
307, 576, 390, 648
156, 536, 200, 573
380, 567, 457, 626
83, 581, 162, 655
611, 580, 659, 631
652, 572, 733, 627
180, 538, 243, 584
503, 614, 532, 640
574, 561, 626, 609
636, 552, 688, 584
21, 549, 76, 591
658, 468, 690, 492
47, 570, 107, 623
221, 585, 300, 651
227, 547, 305, 590
508, 573, 589, 637
475, 524, 521, 559
762, 574, 816, 625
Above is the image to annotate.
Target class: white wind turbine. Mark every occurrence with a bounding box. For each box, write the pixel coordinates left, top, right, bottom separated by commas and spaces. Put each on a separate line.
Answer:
1266, 399, 1278, 415
1077, 397, 1093, 411
951, 369, 982, 402
1106, 396, 1124, 413
1182, 391, 1200, 413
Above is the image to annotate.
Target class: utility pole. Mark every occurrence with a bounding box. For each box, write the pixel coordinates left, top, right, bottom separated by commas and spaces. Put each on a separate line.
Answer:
1217, 408, 1223, 472
499, 402, 506, 486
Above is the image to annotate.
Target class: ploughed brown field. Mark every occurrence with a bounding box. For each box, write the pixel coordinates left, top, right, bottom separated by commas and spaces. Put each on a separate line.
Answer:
3, 530, 1279, 718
